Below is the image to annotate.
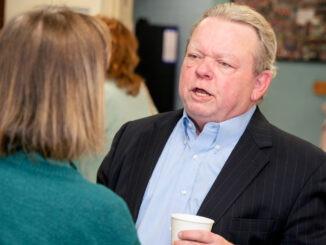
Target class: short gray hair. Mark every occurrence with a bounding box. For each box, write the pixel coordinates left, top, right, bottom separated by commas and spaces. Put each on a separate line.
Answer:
187, 2, 277, 77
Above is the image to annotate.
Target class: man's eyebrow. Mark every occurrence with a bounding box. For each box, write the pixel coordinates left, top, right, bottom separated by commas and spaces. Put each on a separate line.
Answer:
214, 53, 238, 60
187, 43, 200, 51
189, 43, 235, 58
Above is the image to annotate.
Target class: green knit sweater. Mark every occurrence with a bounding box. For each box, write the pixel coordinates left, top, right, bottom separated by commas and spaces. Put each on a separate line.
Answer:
0, 151, 140, 245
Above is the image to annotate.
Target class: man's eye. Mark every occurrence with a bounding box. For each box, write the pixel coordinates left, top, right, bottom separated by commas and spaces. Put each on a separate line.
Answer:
220, 62, 231, 68
188, 54, 198, 59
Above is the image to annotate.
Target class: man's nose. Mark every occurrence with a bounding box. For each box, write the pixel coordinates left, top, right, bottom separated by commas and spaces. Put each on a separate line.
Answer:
195, 57, 213, 80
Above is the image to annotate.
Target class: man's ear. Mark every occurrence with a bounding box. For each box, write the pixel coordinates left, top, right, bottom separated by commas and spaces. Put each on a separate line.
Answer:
251, 70, 272, 102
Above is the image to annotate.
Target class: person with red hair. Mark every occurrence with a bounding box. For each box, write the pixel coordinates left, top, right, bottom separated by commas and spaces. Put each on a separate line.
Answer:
78, 17, 157, 183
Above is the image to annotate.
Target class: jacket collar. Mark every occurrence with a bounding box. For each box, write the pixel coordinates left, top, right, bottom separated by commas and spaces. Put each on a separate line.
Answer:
197, 107, 272, 222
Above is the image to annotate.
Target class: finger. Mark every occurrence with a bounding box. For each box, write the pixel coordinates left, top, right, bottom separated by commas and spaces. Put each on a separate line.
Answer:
174, 240, 202, 245
178, 230, 214, 243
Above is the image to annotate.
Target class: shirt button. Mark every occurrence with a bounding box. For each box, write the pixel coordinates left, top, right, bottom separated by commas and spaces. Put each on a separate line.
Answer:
193, 155, 198, 160
215, 145, 220, 150
181, 190, 187, 195
184, 140, 187, 144
188, 123, 192, 127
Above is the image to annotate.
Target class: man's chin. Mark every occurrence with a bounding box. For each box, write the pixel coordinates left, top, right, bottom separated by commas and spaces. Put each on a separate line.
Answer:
185, 103, 210, 115
185, 108, 215, 122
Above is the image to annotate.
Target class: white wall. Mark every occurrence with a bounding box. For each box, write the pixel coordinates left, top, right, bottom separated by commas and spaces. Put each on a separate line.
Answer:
5, 0, 134, 30
5, 0, 101, 22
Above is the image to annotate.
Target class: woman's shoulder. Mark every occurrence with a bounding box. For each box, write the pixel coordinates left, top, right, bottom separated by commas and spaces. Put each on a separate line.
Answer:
77, 180, 126, 208
71, 181, 140, 243
104, 80, 157, 118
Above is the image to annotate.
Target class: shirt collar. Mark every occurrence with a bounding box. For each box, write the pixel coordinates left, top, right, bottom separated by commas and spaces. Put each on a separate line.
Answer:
182, 105, 256, 145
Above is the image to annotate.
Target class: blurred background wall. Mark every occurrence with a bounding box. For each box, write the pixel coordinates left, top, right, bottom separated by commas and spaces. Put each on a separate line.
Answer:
3, 0, 326, 147
134, 0, 326, 147
4, 0, 134, 29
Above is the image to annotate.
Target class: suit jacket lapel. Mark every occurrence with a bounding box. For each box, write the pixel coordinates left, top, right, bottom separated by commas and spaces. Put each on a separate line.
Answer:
197, 108, 273, 223
128, 110, 183, 220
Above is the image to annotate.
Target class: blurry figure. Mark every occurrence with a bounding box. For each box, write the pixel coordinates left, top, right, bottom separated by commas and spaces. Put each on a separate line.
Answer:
78, 16, 157, 183
0, 6, 140, 245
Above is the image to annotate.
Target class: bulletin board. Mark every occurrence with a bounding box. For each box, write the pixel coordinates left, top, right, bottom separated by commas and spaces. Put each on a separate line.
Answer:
232, 0, 326, 62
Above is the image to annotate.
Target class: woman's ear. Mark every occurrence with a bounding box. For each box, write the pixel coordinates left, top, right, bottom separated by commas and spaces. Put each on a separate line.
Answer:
251, 70, 272, 102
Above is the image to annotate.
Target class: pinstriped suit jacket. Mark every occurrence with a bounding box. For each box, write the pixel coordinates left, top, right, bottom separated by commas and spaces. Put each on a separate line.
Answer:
97, 107, 326, 245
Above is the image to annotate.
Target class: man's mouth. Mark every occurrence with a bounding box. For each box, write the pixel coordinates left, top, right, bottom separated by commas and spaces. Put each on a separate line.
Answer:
193, 88, 211, 97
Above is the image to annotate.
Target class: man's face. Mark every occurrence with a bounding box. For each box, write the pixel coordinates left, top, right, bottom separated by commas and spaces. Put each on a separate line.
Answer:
179, 17, 265, 130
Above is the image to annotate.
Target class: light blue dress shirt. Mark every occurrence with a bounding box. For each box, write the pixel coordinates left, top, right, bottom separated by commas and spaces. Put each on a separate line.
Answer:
136, 106, 256, 245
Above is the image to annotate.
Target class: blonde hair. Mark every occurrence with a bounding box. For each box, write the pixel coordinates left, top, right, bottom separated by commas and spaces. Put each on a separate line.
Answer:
0, 6, 111, 160
187, 2, 277, 77
97, 16, 143, 96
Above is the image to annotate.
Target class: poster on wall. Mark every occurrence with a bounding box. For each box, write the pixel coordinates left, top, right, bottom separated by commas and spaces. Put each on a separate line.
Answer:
232, 0, 326, 62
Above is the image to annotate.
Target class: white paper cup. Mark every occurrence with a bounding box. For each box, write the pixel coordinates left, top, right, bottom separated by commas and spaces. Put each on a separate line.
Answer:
171, 213, 215, 242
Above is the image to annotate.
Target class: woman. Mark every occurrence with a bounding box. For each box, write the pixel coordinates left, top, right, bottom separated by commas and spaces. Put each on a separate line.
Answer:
0, 6, 140, 245
78, 17, 157, 183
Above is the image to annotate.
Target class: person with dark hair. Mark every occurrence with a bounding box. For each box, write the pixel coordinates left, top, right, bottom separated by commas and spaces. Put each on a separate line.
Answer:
78, 16, 157, 183
98, 3, 326, 245
0, 6, 140, 245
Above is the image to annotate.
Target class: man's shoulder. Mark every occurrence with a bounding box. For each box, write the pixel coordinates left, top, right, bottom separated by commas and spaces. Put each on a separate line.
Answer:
249, 108, 326, 161
271, 123, 326, 158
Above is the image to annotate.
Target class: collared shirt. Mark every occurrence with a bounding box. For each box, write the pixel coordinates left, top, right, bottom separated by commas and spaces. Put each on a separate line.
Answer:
136, 106, 256, 245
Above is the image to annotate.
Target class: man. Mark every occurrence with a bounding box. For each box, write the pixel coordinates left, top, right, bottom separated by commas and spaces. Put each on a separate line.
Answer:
98, 3, 326, 245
